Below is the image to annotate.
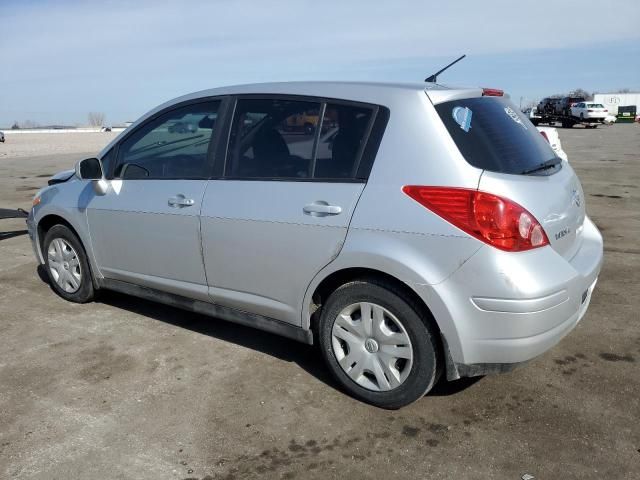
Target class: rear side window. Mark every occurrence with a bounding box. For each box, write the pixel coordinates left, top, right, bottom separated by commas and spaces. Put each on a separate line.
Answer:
435, 97, 557, 175
226, 98, 320, 179
226, 97, 375, 180
314, 104, 373, 179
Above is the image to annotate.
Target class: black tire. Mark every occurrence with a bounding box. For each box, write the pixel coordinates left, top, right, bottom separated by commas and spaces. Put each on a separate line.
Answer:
318, 278, 440, 409
43, 224, 95, 303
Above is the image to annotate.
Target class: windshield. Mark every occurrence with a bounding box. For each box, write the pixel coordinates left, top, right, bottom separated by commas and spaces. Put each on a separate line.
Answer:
434, 96, 558, 175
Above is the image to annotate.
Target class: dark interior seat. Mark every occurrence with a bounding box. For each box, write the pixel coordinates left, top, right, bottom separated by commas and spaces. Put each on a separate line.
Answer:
251, 126, 291, 176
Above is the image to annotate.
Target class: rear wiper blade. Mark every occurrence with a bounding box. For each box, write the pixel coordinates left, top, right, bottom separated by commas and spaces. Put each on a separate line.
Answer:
520, 157, 562, 175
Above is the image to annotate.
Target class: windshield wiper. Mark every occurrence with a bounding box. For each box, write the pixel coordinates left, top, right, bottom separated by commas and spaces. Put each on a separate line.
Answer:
520, 157, 562, 175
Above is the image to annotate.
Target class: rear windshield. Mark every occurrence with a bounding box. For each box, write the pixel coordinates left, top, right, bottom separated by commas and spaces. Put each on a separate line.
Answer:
434, 96, 557, 174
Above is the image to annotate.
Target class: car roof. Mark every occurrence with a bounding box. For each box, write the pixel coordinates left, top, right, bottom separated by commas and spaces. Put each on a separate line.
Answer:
182, 80, 444, 96
146, 80, 481, 123
161, 80, 461, 109
98, 81, 484, 157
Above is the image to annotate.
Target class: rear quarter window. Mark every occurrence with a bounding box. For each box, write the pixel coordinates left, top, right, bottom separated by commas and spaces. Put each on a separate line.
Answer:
434, 96, 557, 174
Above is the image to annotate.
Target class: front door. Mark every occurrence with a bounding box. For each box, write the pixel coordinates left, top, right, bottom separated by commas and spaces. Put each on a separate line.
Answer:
87, 100, 222, 301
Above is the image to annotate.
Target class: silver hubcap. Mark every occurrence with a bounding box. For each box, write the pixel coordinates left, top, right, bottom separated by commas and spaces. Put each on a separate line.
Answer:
331, 302, 413, 392
47, 238, 82, 293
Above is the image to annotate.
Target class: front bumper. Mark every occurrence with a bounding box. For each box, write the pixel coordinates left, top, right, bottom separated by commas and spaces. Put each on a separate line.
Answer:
417, 216, 603, 377
26, 209, 43, 264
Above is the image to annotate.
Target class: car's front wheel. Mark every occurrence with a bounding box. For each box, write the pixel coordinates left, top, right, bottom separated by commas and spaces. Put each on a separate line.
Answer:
318, 278, 440, 409
43, 224, 95, 303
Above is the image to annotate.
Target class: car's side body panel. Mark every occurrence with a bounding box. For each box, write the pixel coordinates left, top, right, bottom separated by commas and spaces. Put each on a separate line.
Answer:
201, 180, 365, 325
86, 179, 210, 301
29, 179, 97, 268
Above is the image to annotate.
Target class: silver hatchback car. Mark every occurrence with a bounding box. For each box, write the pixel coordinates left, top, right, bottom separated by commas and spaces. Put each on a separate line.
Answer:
28, 82, 603, 408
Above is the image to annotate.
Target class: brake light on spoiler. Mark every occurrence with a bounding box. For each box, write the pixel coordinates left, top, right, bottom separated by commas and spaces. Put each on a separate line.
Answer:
402, 186, 549, 252
482, 88, 504, 97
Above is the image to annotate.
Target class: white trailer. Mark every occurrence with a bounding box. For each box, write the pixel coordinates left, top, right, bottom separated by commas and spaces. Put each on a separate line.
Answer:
592, 93, 640, 115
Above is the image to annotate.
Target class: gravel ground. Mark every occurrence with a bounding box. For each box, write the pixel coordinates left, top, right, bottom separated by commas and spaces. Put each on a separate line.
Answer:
0, 132, 119, 159
0, 125, 638, 479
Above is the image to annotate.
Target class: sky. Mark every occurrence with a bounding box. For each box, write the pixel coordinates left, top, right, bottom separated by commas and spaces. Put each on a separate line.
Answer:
1, 0, 639, 126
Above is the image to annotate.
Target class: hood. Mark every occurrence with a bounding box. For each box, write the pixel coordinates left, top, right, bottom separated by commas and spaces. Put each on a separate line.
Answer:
47, 169, 76, 186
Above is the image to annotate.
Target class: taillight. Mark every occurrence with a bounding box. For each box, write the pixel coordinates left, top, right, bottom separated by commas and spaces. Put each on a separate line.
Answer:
587, 109, 594, 112
604, 109, 608, 112
540, 131, 549, 143
402, 186, 549, 252
482, 88, 504, 97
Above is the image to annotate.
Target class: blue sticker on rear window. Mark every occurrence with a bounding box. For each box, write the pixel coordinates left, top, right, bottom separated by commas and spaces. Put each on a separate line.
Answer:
452, 106, 472, 132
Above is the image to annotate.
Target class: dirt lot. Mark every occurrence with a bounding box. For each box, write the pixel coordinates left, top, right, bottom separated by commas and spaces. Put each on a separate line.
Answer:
0, 125, 638, 479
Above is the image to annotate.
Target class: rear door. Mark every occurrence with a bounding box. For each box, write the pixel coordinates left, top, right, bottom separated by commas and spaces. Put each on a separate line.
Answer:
87, 100, 223, 301
432, 95, 586, 259
200, 96, 380, 325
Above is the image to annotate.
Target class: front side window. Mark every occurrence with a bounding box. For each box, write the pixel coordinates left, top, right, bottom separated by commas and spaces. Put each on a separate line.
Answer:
113, 101, 220, 179
99, 147, 115, 177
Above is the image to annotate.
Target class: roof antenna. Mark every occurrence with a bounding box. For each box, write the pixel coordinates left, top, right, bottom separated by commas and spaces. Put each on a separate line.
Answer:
425, 54, 466, 83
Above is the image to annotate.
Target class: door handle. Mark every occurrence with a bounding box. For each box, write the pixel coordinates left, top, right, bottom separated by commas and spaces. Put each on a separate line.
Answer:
303, 201, 342, 217
168, 195, 195, 208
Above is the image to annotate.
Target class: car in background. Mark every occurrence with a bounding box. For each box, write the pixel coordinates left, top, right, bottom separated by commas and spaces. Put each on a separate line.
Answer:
522, 107, 542, 126
555, 96, 585, 116
537, 97, 558, 115
570, 102, 608, 122
0, 130, 5, 143
168, 122, 197, 134
536, 126, 568, 162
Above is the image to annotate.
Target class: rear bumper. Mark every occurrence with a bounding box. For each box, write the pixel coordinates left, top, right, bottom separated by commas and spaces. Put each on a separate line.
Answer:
416, 216, 603, 375
583, 113, 607, 121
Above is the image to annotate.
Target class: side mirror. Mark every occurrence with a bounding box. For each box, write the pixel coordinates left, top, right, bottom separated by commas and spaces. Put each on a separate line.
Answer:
75, 157, 103, 180
75, 157, 108, 195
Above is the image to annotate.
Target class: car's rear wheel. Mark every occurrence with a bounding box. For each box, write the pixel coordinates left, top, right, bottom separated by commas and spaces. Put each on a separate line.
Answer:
318, 278, 440, 409
43, 225, 94, 303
